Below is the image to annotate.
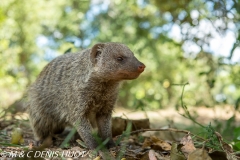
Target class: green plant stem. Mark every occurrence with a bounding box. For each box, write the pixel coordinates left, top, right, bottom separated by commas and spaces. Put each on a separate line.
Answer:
179, 82, 205, 128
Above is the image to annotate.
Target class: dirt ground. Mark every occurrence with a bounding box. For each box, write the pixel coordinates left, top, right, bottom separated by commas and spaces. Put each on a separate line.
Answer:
0, 105, 239, 160
113, 105, 239, 128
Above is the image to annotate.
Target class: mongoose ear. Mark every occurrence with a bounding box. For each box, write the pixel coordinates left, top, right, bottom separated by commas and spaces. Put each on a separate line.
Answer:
90, 43, 105, 64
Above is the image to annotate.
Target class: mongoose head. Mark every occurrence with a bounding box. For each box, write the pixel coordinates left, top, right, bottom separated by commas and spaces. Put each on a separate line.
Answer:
90, 42, 145, 81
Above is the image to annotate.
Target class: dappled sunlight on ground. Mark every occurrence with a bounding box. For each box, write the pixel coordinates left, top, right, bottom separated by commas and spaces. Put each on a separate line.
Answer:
113, 105, 240, 129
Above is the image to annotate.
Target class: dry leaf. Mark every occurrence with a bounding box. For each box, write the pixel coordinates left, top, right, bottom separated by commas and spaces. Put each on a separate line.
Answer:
170, 143, 185, 160
93, 156, 101, 160
180, 134, 196, 157
148, 150, 157, 160
214, 132, 236, 160
215, 132, 233, 153
153, 141, 171, 151
188, 149, 212, 160
142, 137, 153, 148
142, 136, 171, 151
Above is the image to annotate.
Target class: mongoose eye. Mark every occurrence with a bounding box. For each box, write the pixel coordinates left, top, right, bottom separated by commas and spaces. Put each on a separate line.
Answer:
117, 57, 124, 61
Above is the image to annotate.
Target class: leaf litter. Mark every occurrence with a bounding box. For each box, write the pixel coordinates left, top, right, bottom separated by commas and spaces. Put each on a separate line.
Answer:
0, 117, 239, 160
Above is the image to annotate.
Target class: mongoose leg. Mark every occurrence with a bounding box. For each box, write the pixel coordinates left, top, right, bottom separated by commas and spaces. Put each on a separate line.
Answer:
97, 112, 116, 149
73, 116, 98, 149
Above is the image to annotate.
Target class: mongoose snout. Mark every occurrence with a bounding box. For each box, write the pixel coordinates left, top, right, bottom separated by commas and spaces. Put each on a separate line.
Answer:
138, 64, 145, 72
26, 42, 145, 152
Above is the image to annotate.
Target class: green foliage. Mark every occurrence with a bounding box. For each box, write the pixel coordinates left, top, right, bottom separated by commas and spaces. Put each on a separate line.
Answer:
204, 123, 222, 150
233, 127, 240, 151
60, 128, 77, 148
116, 122, 132, 159
0, 130, 8, 144
0, 0, 90, 106
0, 0, 239, 110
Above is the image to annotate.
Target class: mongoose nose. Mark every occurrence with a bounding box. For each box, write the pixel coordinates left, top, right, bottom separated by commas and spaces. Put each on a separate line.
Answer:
138, 64, 145, 72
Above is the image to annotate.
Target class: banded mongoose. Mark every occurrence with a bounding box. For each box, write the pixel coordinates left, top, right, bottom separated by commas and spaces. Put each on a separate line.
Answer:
27, 42, 145, 150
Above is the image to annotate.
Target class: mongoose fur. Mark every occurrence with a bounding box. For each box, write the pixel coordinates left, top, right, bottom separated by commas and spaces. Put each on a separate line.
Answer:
27, 42, 145, 150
